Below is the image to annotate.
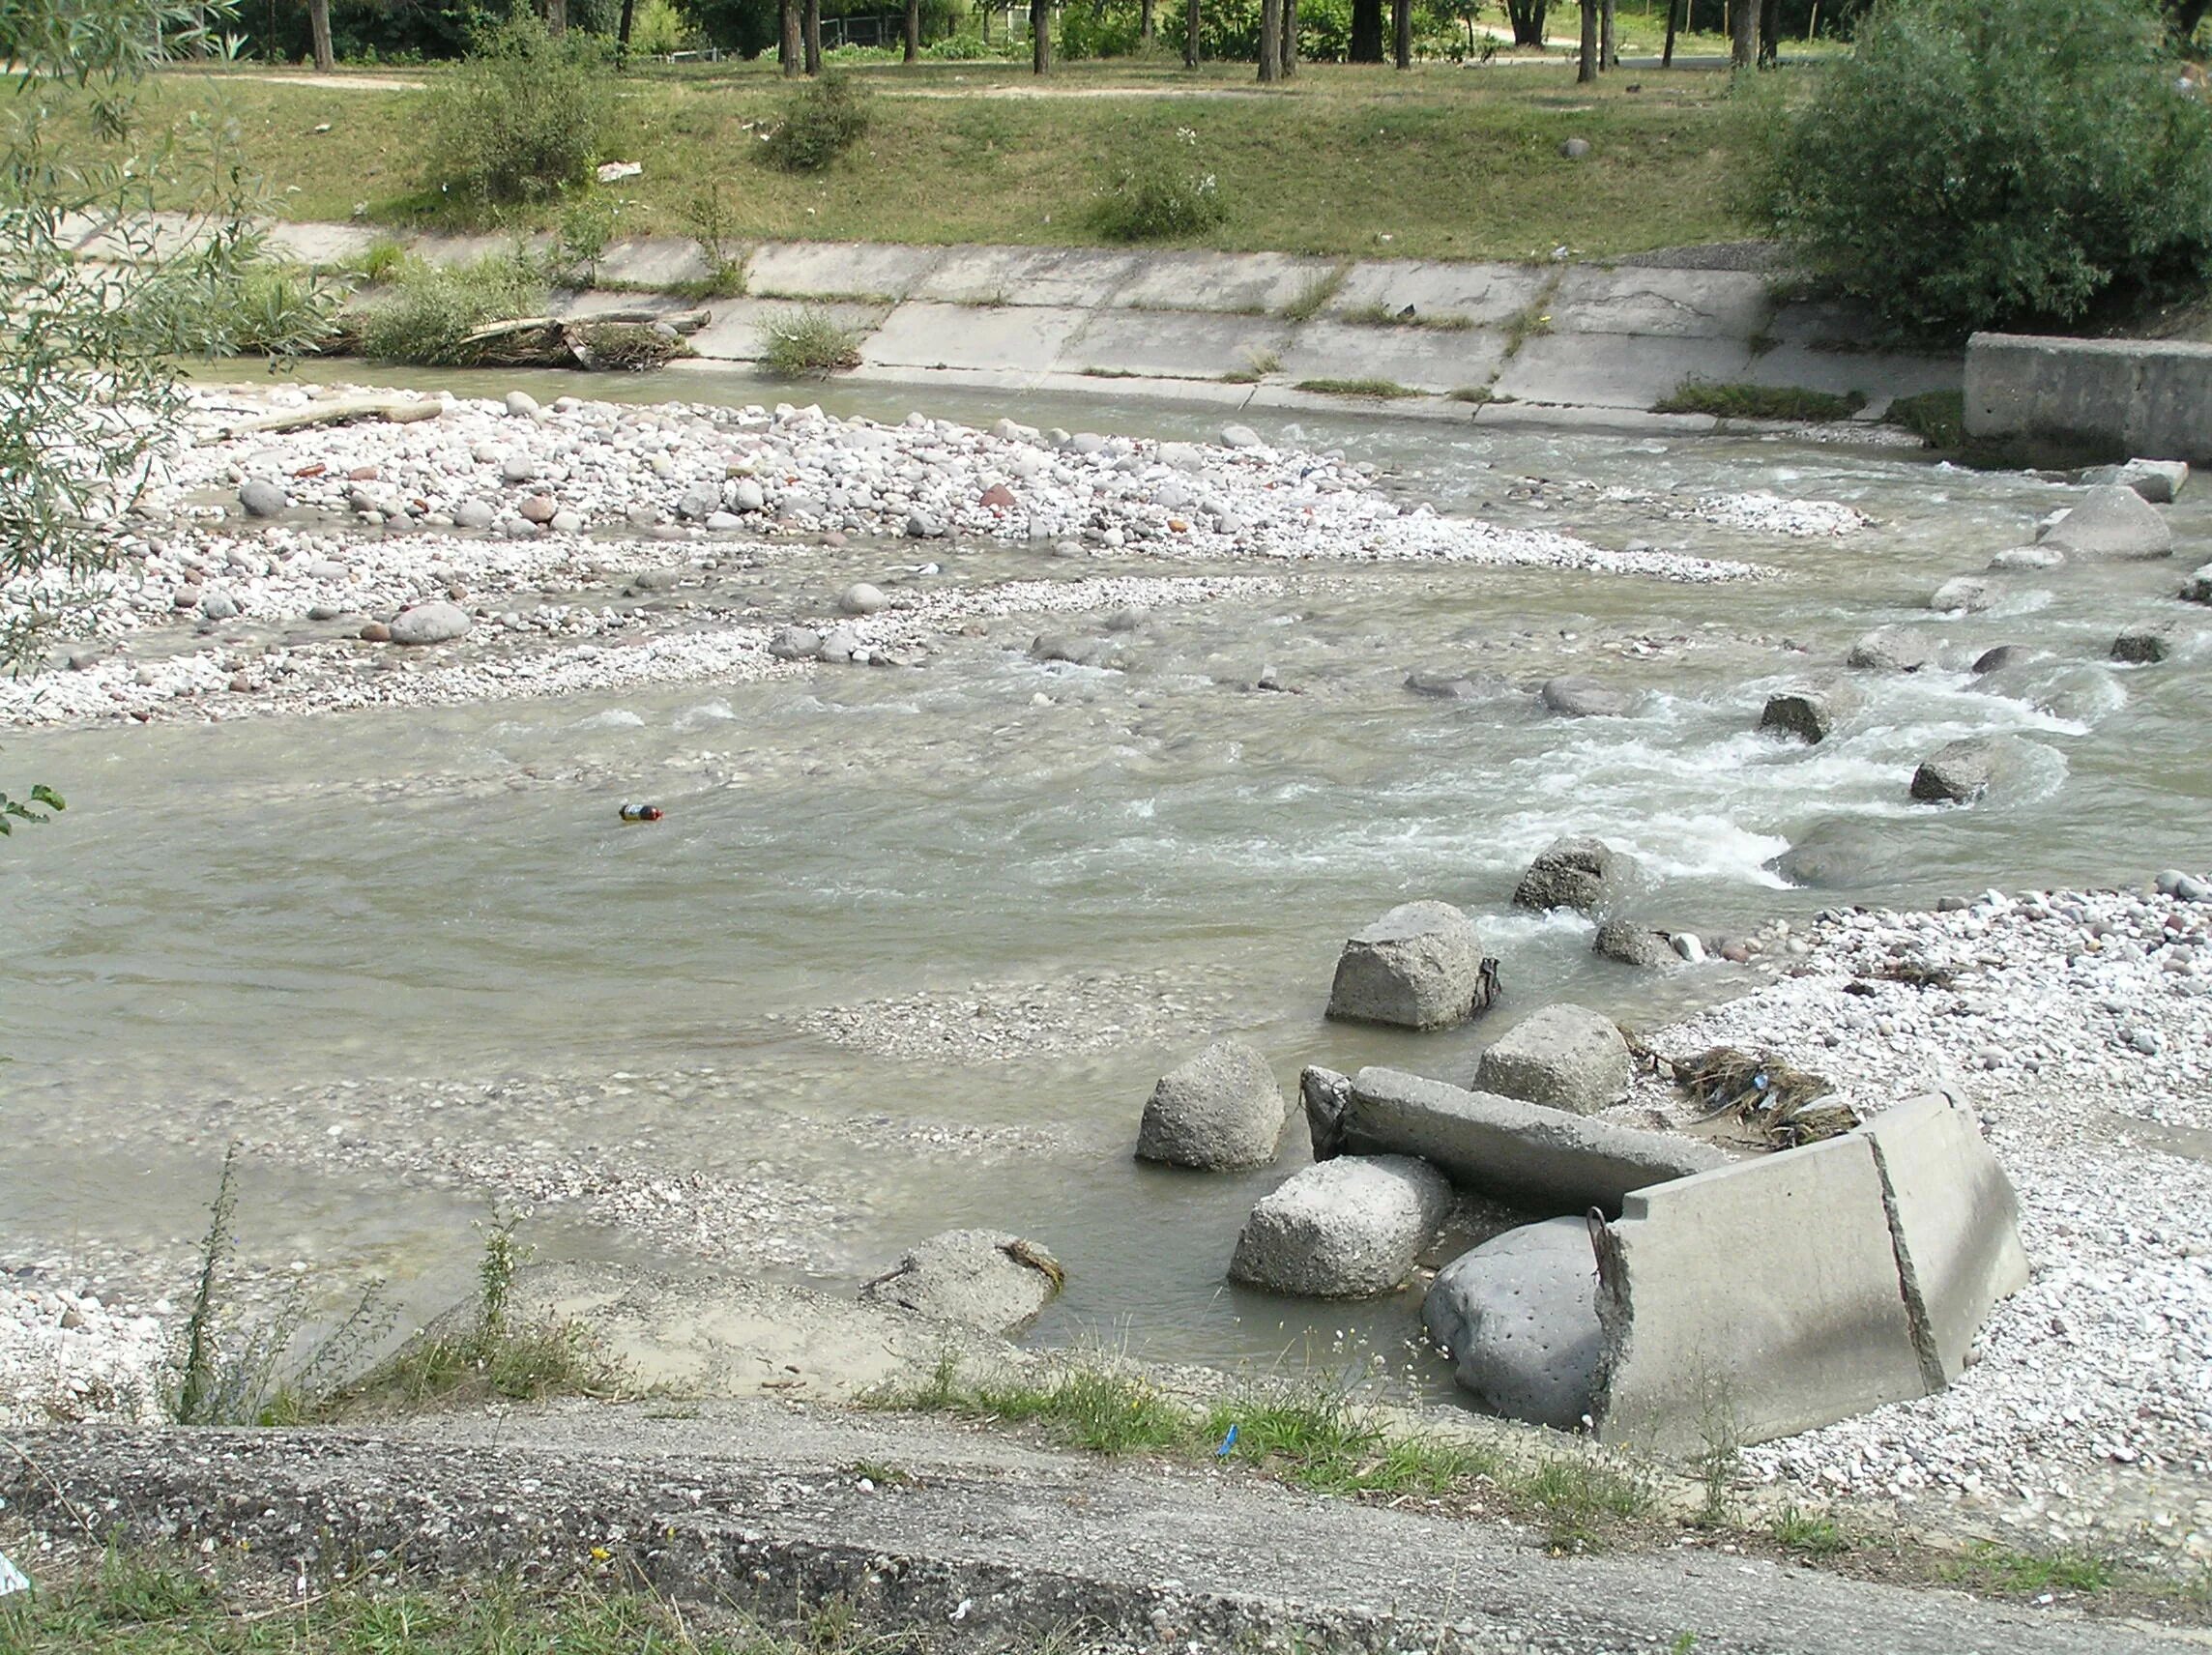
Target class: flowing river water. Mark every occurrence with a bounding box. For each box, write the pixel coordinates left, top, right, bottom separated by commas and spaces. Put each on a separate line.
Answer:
5, 368, 2208, 1394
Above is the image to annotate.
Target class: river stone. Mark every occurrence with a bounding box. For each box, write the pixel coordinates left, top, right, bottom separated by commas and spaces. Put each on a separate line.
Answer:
1405, 667, 1482, 699
1972, 644, 2038, 675
2185, 563, 2212, 604
1423, 1217, 1602, 1431
1911, 735, 2030, 803
237, 479, 287, 518
518, 495, 558, 525
677, 485, 719, 520
1846, 625, 1935, 673
1326, 901, 1488, 1031
1929, 576, 1992, 613
732, 479, 767, 511
500, 455, 539, 484
452, 500, 496, 530
840, 582, 888, 616
1988, 543, 2064, 571
505, 390, 540, 419
1472, 1003, 1632, 1116
2041, 484, 2172, 559
1767, 819, 1889, 888
859, 1229, 1062, 1332
1228, 1155, 1453, 1298
1760, 683, 1855, 744
198, 589, 240, 622
1032, 634, 1114, 667
2112, 624, 2177, 664
1512, 836, 1634, 915
1558, 136, 1591, 160
816, 624, 863, 664
1977, 659, 2124, 725
1136, 1038, 1287, 1171
769, 625, 821, 660
1220, 424, 1264, 450
1540, 676, 1631, 717
551, 510, 585, 534
387, 601, 472, 646
2085, 457, 2189, 504
1591, 920, 1678, 970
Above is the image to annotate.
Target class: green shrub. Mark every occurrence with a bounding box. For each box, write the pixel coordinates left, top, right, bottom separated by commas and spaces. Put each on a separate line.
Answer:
1653, 380, 1866, 421
626, 0, 697, 54
552, 189, 618, 287
360, 252, 547, 364
1885, 387, 1965, 449
131, 233, 342, 363
1763, 0, 2212, 335
1091, 128, 1227, 242
422, 15, 618, 212
763, 72, 872, 173
760, 305, 861, 377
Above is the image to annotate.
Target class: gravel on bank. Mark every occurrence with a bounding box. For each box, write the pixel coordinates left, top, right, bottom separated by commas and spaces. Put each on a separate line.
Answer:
1627, 877, 2212, 1560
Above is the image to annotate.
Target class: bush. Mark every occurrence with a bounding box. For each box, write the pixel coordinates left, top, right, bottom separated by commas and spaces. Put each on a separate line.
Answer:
760, 306, 861, 377
133, 234, 342, 363
422, 15, 618, 212
360, 252, 547, 365
1763, 0, 2212, 336
763, 72, 872, 173
1091, 129, 1227, 242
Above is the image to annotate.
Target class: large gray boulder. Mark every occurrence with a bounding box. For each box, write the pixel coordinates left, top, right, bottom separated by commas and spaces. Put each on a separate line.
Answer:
1845, 626, 1935, 673
1318, 1066, 1727, 1215
1472, 1003, 1632, 1117
1424, 1218, 1603, 1430
2111, 624, 2178, 664
2040, 484, 2172, 559
1326, 901, 1492, 1031
1228, 1155, 1454, 1298
2183, 563, 2212, 605
388, 601, 472, 646
1909, 735, 2034, 803
1759, 683, 1857, 745
2085, 458, 2188, 504
1766, 819, 1890, 889
1591, 920, 1679, 970
1540, 676, 1632, 717
859, 1229, 1063, 1332
1512, 836, 1635, 915
1928, 576, 1992, 613
1136, 1039, 1287, 1171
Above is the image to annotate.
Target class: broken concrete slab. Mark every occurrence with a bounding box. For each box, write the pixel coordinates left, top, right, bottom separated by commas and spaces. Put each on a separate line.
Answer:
1493, 334, 1759, 410
860, 1229, 1064, 1333
1590, 1133, 1928, 1456
746, 241, 947, 301
1109, 248, 1338, 315
1545, 266, 1775, 339
1859, 1092, 2029, 1384
1324, 1067, 1729, 1213
595, 237, 713, 289
1275, 320, 1507, 395
1739, 343, 1961, 406
1471, 1002, 1632, 1116
917, 246, 1145, 308
1056, 308, 1291, 382
859, 300, 1089, 375
1328, 259, 1548, 329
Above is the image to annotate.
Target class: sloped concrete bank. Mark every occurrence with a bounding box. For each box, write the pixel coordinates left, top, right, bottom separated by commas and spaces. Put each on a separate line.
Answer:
1965, 333, 2212, 466
216, 218, 1964, 429
0, 1406, 2192, 1654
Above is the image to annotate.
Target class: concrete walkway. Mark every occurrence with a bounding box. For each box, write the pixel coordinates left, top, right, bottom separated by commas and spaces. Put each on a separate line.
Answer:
238, 218, 1960, 432
2, 1402, 2192, 1654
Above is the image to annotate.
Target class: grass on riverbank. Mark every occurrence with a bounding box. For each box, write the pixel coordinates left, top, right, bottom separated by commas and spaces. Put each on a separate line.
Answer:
60, 59, 1766, 261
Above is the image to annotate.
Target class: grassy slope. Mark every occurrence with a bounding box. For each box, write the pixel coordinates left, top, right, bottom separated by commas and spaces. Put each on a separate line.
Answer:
97, 59, 1761, 261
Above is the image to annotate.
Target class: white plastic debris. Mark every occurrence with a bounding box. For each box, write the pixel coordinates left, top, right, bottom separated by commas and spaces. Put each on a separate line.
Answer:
596, 161, 643, 184
0, 1552, 29, 1597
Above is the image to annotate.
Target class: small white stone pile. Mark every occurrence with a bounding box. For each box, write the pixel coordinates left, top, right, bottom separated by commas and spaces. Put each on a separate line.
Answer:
1632, 875, 2212, 1556
0, 1277, 170, 1428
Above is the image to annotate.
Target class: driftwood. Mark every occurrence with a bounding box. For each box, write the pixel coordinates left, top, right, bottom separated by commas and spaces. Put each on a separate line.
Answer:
444, 310, 706, 371
1625, 1035, 1860, 1149
194, 396, 443, 445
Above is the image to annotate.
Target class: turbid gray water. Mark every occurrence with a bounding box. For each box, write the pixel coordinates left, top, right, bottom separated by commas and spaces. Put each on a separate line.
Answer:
4, 367, 2207, 1397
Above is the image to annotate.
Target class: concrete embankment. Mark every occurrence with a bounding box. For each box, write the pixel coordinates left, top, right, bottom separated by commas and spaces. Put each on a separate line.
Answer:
1966, 333, 2212, 466
110, 214, 1964, 428
1, 1403, 2191, 1654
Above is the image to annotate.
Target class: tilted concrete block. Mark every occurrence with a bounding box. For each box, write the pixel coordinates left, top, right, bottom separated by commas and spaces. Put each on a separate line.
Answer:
1330, 1067, 1728, 1214
1590, 1134, 1927, 1457
1860, 1091, 2029, 1385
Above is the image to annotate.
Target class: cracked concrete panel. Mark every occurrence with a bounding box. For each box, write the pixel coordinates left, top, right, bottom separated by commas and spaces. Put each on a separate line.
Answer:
859, 300, 1090, 373
1591, 1133, 1927, 1458
1331, 260, 1550, 328
268, 222, 387, 269
917, 246, 1147, 308
1547, 267, 1775, 338
1059, 309, 1293, 381
1859, 1092, 2029, 1385
747, 242, 949, 301
1109, 249, 1339, 315
546, 288, 707, 321
1493, 334, 1758, 409
1765, 295, 1890, 350
595, 238, 713, 288
1277, 321, 1509, 394
685, 299, 889, 363
1742, 344, 1962, 406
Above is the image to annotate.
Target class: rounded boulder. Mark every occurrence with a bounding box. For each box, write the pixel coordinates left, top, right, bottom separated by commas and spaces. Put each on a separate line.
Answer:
1136, 1038, 1287, 1171
1229, 1155, 1454, 1298
1423, 1217, 1602, 1430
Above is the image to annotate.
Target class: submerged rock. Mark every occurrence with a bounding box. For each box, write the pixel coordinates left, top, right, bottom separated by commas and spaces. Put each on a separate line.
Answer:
1591, 920, 1679, 970
859, 1229, 1063, 1332
1910, 735, 2034, 803
1760, 683, 1856, 745
1136, 1038, 1286, 1171
1540, 676, 1632, 718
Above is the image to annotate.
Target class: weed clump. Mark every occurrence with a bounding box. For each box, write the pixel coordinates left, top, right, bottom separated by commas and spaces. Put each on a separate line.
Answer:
764, 73, 873, 173
360, 252, 547, 365
1091, 127, 1226, 242
422, 15, 617, 213
761, 306, 862, 377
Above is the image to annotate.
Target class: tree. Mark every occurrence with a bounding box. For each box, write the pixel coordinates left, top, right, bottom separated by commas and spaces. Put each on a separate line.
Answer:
1502, 0, 1546, 45
546, 0, 567, 36
308, 0, 334, 71
1279, 0, 1296, 73
1141, 0, 1155, 44
779, 0, 800, 73
1600, 0, 1615, 64
1730, 0, 1755, 65
1032, 0, 1051, 71
1661, 0, 1680, 64
1258, 0, 1279, 78
1578, 0, 1595, 77
1391, 0, 1409, 64
802, 0, 821, 72
905, 0, 919, 58
1351, 0, 1382, 57
1183, 0, 1199, 64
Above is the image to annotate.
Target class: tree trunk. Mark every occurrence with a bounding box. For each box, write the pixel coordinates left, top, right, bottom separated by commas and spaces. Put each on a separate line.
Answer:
546, 0, 567, 37
1258, 0, 1279, 80
1577, 0, 1595, 79
1729, 0, 1755, 68
1141, 0, 1155, 43
905, 0, 920, 58
1032, 0, 1051, 73
1503, 0, 1545, 47
1599, 0, 1615, 65
2168, 0, 2210, 41
803, 0, 822, 73
1350, 0, 1382, 59
308, 0, 334, 71
1661, 0, 1678, 66
1183, 0, 1199, 63
780, 0, 800, 73
1391, 0, 1410, 67
1280, 0, 1296, 75
617, 0, 637, 62
1757, 0, 1779, 64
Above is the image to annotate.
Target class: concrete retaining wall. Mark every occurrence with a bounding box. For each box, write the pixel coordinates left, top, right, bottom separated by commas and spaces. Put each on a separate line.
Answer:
1965, 332, 2212, 465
